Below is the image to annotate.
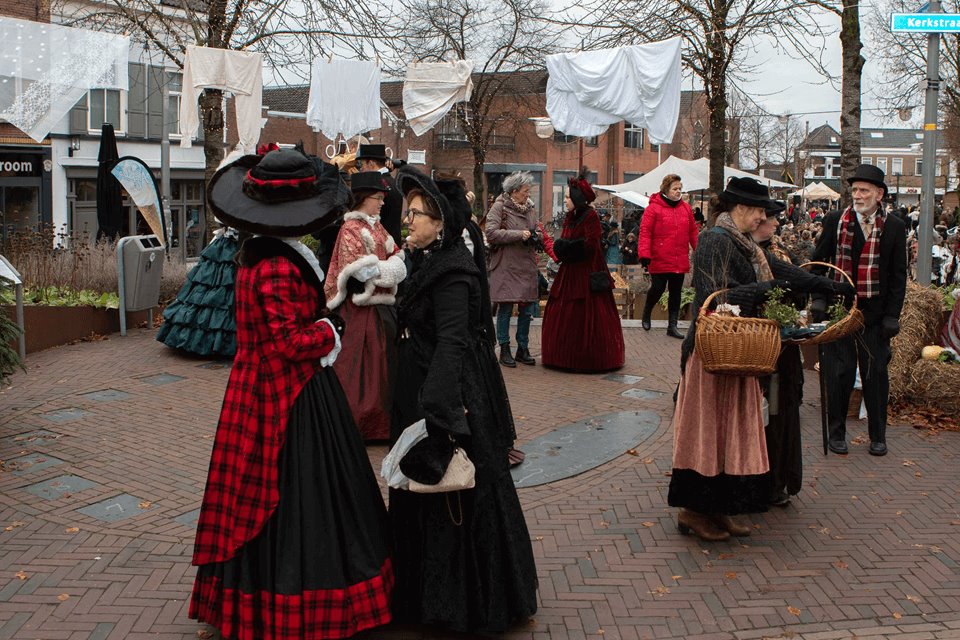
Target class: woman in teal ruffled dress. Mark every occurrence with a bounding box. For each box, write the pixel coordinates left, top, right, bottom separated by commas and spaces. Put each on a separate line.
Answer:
156, 227, 241, 357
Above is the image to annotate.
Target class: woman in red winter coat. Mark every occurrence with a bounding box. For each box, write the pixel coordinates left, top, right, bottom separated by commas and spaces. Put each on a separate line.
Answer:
541, 169, 624, 372
637, 174, 699, 338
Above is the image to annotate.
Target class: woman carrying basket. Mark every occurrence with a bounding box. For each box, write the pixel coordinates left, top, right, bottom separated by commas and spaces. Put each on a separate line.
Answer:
669, 177, 854, 542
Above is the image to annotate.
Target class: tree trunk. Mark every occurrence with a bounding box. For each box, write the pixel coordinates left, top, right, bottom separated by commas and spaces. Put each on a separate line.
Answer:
707, 84, 728, 198
472, 147, 486, 216
706, 32, 728, 198
200, 88, 225, 243
838, 0, 864, 208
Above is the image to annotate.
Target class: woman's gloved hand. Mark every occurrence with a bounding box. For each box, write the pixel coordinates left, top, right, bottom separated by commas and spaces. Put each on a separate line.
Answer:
399, 431, 455, 485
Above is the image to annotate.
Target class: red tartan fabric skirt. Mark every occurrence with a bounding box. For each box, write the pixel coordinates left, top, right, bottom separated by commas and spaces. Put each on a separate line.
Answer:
190, 369, 394, 639
190, 559, 393, 640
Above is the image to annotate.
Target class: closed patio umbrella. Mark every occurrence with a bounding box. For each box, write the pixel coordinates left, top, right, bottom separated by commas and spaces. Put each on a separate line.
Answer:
96, 123, 123, 241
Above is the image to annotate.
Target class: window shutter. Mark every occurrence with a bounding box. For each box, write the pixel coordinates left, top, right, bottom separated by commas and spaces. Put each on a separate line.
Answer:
147, 66, 164, 139
127, 63, 147, 138
69, 93, 88, 133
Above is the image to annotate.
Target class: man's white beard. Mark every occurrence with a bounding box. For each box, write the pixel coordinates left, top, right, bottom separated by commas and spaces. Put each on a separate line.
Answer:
852, 202, 880, 216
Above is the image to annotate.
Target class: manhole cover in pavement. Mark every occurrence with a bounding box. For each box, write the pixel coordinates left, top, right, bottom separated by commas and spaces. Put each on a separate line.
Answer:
23, 475, 98, 500
76, 494, 154, 522
42, 408, 88, 423
137, 373, 186, 386
603, 373, 645, 384
174, 508, 201, 529
197, 361, 232, 370
3, 453, 65, 475
511, 411, 660, 488
1, 429, 62, 447
79, 389, 132, 403
621, 388, 666, 401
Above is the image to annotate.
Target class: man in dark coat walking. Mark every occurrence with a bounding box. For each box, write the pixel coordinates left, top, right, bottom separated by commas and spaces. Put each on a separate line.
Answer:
812, 164, 907, 457
357, 143, 403, 247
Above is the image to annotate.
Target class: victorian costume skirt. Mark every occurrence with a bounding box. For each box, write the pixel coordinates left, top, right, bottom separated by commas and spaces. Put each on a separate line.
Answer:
157, 233, 238, 357
189, 369, 394, 639
668, 352, 771, 515
333, 302, 398, 441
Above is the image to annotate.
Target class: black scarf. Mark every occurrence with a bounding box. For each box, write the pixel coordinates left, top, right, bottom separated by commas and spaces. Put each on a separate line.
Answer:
399, 236, 479, 322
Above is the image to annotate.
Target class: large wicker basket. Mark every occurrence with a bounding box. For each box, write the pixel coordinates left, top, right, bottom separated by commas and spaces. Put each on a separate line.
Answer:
695, 288, 782, 376
793, 261, 864, 345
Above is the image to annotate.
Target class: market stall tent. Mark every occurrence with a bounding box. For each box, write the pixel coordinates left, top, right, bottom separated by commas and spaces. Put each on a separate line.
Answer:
595, 156, 795, 196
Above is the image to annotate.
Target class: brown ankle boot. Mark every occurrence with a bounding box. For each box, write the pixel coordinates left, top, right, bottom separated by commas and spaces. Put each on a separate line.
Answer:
677, 509, 730, 541
711, 514, 751, 537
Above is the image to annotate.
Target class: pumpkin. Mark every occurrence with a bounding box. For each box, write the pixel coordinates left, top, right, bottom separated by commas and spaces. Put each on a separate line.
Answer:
922, 345, 944, 361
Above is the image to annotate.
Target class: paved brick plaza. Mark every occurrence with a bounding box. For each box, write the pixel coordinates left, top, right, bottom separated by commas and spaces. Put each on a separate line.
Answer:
2, 325, 960, 640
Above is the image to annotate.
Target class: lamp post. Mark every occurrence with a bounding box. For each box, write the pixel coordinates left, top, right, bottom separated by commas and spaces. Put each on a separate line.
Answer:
894, 172, 901, 210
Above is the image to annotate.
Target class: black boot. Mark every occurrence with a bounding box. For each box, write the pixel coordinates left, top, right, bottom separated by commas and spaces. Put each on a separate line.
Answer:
499, 344, 516, 367
641, 295, 656, 331
515, 346, 536, 365
666, 312, 684, 339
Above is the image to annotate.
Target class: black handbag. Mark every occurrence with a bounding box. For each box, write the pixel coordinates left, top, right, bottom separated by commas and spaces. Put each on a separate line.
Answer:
589, 271, 612, 292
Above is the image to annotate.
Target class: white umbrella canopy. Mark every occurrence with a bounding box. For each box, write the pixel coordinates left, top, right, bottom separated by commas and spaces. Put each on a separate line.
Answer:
596, 156, 794, 196
801, 181, 841, 201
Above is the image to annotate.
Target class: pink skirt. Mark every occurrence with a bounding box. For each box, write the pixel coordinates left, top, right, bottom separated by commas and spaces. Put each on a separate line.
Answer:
667, 352, 771, 515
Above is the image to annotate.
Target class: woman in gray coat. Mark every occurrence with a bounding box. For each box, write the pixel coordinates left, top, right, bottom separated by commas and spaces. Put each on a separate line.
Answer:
485, 171, 540, 367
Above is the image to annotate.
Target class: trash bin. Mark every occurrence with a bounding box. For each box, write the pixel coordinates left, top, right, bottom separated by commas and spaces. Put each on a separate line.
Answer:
120, 234, 164, 311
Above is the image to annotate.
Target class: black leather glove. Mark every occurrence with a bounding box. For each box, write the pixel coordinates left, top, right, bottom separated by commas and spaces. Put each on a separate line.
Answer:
832, 281, 856, 304
640, 257, 651, 269
881, 316, 901, 340
809, 299, 828, 323
399, 432, 455, 485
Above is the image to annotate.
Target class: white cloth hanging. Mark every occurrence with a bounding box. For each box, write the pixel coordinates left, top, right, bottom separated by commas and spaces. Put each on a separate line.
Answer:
179, 45, 263, 154
402, 60, 474, 136
545, 38, 682, 144
306, 59, 381, 140
0, 17, 129, 142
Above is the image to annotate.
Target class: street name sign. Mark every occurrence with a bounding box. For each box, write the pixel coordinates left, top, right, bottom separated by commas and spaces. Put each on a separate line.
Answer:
891, 13, 960, 32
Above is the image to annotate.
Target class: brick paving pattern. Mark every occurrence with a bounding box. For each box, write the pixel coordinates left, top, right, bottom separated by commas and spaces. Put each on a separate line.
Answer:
2, 326, 960, 639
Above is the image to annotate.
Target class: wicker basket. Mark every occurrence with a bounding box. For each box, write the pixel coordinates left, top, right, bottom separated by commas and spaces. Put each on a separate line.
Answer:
695, 288, 782, 376
792, 261, 864, 346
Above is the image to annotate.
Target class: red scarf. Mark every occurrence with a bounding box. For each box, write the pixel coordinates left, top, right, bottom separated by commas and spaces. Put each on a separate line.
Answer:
835, 206, 885, 299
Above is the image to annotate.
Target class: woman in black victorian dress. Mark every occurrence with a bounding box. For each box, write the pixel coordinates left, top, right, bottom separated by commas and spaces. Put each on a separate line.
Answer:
388, 167, 538, 634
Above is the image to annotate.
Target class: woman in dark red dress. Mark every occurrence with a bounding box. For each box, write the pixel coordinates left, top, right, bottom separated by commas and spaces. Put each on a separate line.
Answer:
189, 149, 393, 639
541, 168, 625, 372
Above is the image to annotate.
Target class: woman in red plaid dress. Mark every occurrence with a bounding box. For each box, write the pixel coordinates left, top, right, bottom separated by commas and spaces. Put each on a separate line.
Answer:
189, 150, 393, 639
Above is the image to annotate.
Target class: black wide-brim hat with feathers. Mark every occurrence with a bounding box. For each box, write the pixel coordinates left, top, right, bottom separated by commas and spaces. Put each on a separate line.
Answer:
208, 149, 351, 236
395, 166, 466, 248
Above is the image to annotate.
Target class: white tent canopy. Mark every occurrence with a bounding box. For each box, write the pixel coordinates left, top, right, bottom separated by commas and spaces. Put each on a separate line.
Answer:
600, 190, 649, 208
790, 181, 840, 201
595, 156, 795, 196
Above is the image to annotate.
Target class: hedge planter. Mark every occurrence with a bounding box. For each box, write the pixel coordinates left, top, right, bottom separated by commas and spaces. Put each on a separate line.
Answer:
2, 305, 150, 354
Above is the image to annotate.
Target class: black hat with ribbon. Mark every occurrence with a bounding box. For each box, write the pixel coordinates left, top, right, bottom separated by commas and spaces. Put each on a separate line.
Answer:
350, 171, 391, 193
207, 149, 351, 236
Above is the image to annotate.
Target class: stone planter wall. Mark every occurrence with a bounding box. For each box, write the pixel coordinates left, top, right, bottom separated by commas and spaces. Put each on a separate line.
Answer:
2, 306, 150, 354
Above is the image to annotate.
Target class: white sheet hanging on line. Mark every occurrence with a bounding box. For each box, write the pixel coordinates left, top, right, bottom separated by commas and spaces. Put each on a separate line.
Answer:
0, 17, 129, 143
545, 38, 682, 144
179, 45, 263, 154
402, 60, 474, 136
306, 59, 381, 140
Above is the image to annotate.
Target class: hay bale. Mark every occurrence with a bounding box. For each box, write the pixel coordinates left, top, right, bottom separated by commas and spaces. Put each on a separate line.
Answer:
890, 283, 944, 401
907, 359, 960, 414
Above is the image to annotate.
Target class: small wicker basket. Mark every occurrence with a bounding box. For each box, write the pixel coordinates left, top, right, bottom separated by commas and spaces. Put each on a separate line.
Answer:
695, 288, 782, 376
792, 261, 864, 345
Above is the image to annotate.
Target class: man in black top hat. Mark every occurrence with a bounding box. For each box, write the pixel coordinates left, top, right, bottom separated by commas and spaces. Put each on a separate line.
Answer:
811, 164, 907, 457
356, 144, 403, 247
